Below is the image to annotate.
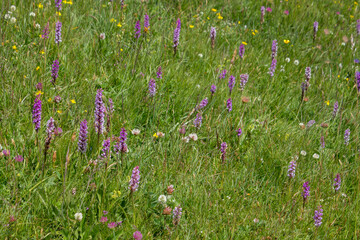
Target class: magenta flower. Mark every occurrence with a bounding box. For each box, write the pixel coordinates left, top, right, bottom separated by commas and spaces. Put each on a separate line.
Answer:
193, 113, 202, 128
260, 6, 265, 23
313, 206, 323, 227
239, 44, 245, 59
41, 22, 49, 39
226, 98, 232, 112
32, 96, 42, 132
284, 10, 289, 15
100, 216, 108, 224
129, 166, 140, 192
14, 155, 23, 162
334, 174, 341, 192
144, 14, 149, 30
51, 59, 59, 85
287, 160, 296, 179
134, 21, 141, 39
94, 89, 105, 135
210, 85, 216, 94
173, 18, 181, 54
266, 7, 272, 12
228, 75, 235, 94
237, 128, 242, 136
133, 231, 143, 240
220, 142, 227, 162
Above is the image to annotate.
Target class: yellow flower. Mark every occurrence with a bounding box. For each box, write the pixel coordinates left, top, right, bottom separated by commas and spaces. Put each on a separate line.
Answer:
189, 25, 194, 28
38, 3, 43, 9
211, 8, 217, 12
57, 110, 62, 114
254, 30, 258, 33
217, 15, 223, 20
70, 99, 76, 104
36, 66, 40, 71
110, 18, 116, 23
252, 32, 255, 35
56, 11, 61, 16
207, 17, 210, 20
350, 15, 354, 18
284, 40, 290, 44
48, 98, 52, 102
325, 100, 330, 106
346, 78, 349, 81
12, 45, 17, 50
117, 22, 122, 27
40, 50, 45, 54
242, 41, 247, 45
338, 75, 340, 78
238, 21, 241, 24
120, 48, 123, 51
355, 1, 358, 5
23, 75, 27, 78
84, 110, 87, 113
35, 90, 44, 96
153, 133, 158, 138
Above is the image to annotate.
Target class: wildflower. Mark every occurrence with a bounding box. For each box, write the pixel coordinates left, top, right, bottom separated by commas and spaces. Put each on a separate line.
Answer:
133, 231, 143, 240
271, 40, 277, 60
287, 160, 296, 179
100, 138, 111, 159
134, 21, 141, 39
38, 3, 43, 8
266, 7, 272, 12
313, 206, 323, 227
302, 182, 310, 201
240, 74, 249, 90
188, 133, 198, 141
107, 222, 118, 229
173, 205, 182, 225
167, 185, 174, 194
189, 25, 194, 28
55, 21, 62, 44
333, 101, 338, 117
32, 96, 42, 132
55, 127, 62, 136
149, 78, 156, 97
320, 136, 325, 148
3, 150, 10, 157
158, 195, 167, 205
220, 142, 227, 162
313, 21, 319, 40
129, 166, 140, 192
284, 10, 289, 15
54, 95, 61, 103
300, 150, 307, 156
239, 44, 245, 59
100, 216, 108, 224
74, 213, 83, 221
210, 27, 216, 49
157, 132, 165, 138
210, 85, 216, 94
10, 17, 16, 24
179, 125, 186, 135
163, 207, 172, 215
94, 89, 105, 135
14, 155, 23, 162
4, 14, 11, 20
41, 22, 49, 39
228, 75, 235, 94
334, 174, 341, 192
306, 120, 315, 128
10, 5, 16, 11
131, 129, 141, 135
313, 153, 319, 159
283, 40, 290, 44
107, 98, 113, 113
219, 69, 227, 79
237, 128, 242, 136
356, 72, 360, 92
260, 6, 265, 23
198, 98, 208, 109
144, 14, 149, 32
12, 45, 17, 50
55, 0, 62, 11
35, 23, 41, 29
211, 8, 217, 12
194, 113, 202, 128
226, 98, 232, 112
114, 128, 128, 153
294, 60, 299, 65
198, 53, 203, 58
46, 117, 55, 137
268, 58, 277, 77
156, 66, 162, 79
99, 33, 106, 40
78, 119, 88, 153
173, 18, 181, 54
51, 59, 59, 85
305, 67, 311, 86
357, 19, 360, 35
344, 129, 350, 145
285, 58, 290, 63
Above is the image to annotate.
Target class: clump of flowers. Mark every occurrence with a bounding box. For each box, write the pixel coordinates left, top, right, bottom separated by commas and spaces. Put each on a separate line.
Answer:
268, 58, 277, 77
239, 44, 245, 59
210, 85, 216, 95
313, 21, 319, 41
193, 113, 202, 128
302, 181, 310, 204
333, 101, 339, 117
197, 98, 208, 110
228, 75, 235, 94
51, 59, 59, 85
55, 21, 62, 44
240, 74, 249, 90
260, 6, 265, 24
129, 166, 140, 192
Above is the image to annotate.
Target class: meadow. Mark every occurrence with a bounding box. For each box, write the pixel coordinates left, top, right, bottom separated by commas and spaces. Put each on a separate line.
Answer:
1, 0, 360, 239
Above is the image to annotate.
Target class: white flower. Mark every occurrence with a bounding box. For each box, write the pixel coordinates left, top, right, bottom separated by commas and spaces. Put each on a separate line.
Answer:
131, 129, 141, 135
280, 65, 285, 72
29, 12, 36, 17
196, 84, 200, 88
182, 137, 189, 143
35, 23, 41, 29
99, 33, 106, 40
74, 212, 83, 221
244, 25, 247, 29
188, 133, 198, 141
339, 63, 342, 68
158, 195, 167, 205
198, 53, 203, 58
312, 153, 319, 159
4, 14, 11, 20
253, 218, 259, 223
10, 5, 16, 11
157, 132, 165, 138
285, 58, 290, 63
294, 60, 299, 65
299, 122, 304, 127
300, 150, 307, 156
341, 42, 346, 46
10, 17, 16, 24
341, 193, 347, 198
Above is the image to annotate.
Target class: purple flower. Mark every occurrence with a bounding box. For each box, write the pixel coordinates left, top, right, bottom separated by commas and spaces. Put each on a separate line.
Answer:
237, 128, 242, 136
356, 71, 360, 92
101, 138, 111, 159
46, 117, 55, 138
357, 19, 360, 35
220, 142, 227, 162
320, 136, 325, 148
307, 120, 315, 128
271, 40, 277, 60
114, 128, 128, 154
313, 21, 319, 40
173, 18, 181, 52
268, 58, 277, 77
55, 0, 62, 11
333, 101, 338, 117
120, 0, 124, 9
107, 98, 114, 114
355, 58, 360, 64
287, 160, 296, 179
3, 150, 10, 157
51, 59, 59, 85
334, 174, 341, 192
133, 231, 143, 240
313, 206, 323, 227
266, 7, 272, 12
240, 74, 249, 90
54, 95, 61, 103
149, 78, 156, 97
32, 96, 42, 132
129, 166, 140, 192
305, 67, 311, 83
226, 98, 232, 112
41, 22, 49, 39
210, 27, 216, 48
239, 44, 245, 59
228, 75, 235, 94
100, 216, 108, 224
94, 89, 105, 135
78, 119, 88, 153
260, 6, 265, 23
193, 113, 202, 128
302, 181, 310, 201
144, 14, 150, 30
55, 21, 62, 44
36, 82, 43, 90
219, 69, 227, 79
156, 66, 162, 79
107, 222, 118, 229
284, 10, 289, 15
179, 125, 186, 135
344, 128, 350, 145
172, 205, 182, 225
210, 85, 216, 94
134, 21, 141, 39
198, 98, 208, 110
55, 127, 62, 136
14, 155, 23, 162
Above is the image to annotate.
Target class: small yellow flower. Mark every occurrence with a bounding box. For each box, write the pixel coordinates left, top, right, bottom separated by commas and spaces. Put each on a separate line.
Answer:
217, 15, 223, 20
35, 90, 44, 96
254, 30, 258, 33
23, 75, 27, 78
252, 32, 255, 35
110, 18, 116, 23
57, 110, 62, 114
117, 22, 122, 27
84, 110, 87, 113
36, 66, 40, 71
355, 2, 358, 5
12, 45, 17, 50
207, 17, 210, 20
325, 100, 330, 106
17, 173, 21, 177
153, 133, 158, 138
56, 11, 61, 16
211, 8, 217, 12
189, 25, 194, 28
48, 98, 52, 102
338, 75, 340, 78
120, 48, 123, 52
70, 99, 76, 104
38, 3, 43, 9
242, 41, 247, 45
346, 77, 349, 81
238, 21, 241, 24
284, 40, 290, 44
40, 50, 45, 54
350, 15, 354, 18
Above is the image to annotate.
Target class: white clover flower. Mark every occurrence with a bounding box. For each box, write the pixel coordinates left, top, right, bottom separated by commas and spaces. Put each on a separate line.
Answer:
4, 14, 11, 20
341, 42, 346, 46
158, 195, 167, 205
285, 58, 290, 63
35, 23, 41, 29
339, 63, 342, 68
280, 65, 285, 72
74, 212, 83, 221
188, 133, 198, 141
131, 129, 141, 135
29, 12, 36, 17
10, 5, 16, 11
182, 137, 190, 143
300, 150, 307, 156
299, 122, 304, 127
99, 33, 106, 40
294, 60, 299, 65
10, 17, 16, 24
312, 153, 319, 159
198, 53, 203, 58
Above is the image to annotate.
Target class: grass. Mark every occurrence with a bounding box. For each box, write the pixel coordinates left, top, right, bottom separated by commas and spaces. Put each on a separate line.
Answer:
1, 0, 360, 239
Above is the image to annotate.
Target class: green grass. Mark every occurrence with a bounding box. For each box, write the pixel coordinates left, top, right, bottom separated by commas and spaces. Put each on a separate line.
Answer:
1, 0, 360, 239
